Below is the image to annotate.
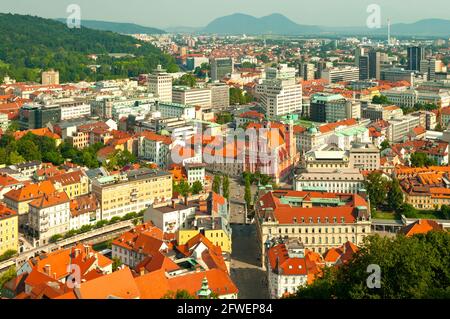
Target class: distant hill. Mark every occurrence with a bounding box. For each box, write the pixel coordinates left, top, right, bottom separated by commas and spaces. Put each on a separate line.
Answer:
390, 19, 450, 37
319, 19, 450, 37
203, 13, 321, 35
0, 13, 177, 83
56, 18, 166, 34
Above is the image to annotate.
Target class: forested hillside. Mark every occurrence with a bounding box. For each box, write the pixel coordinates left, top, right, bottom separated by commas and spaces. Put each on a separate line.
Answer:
0, 13, 178, 83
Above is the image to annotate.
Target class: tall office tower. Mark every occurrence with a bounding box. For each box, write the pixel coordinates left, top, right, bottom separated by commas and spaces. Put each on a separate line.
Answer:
420, 58, 438, 81
354, 47, 366, 67
299, 63, 315, 80
211, 57, 234, 81
407, 46, 425, 71
266, 63, 296, 80
358, 55, 370, 80
208, 83, 230, 111
368, 50, 381, 80
257, 78, 302, 118
41, 69, 60, 85
315, 61, 330, 79
148, 65, 173, 103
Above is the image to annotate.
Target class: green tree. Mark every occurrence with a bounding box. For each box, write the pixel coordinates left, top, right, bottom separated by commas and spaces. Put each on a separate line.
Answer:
216, 112, 233, 125
380, 139, 390, 151
173, 73, 197, 87
388, 178, 404, 212
8, 151, 25, 165
191, 180, 203, 195
372, 95, 391, 105
440, 205, 450, 219
0, 266, 16, 292
162, 289, 196, 299
290, 232, 450, 299
365, 172, 389, 209
17, 139, 41, 161
174, 180, 191, 197
212, 175, 222, 194
399, 203, 418, 218
0, 250, 17, 262
112, 257, 123, 272
222, 175, 230, 200
410, 152, 436, 167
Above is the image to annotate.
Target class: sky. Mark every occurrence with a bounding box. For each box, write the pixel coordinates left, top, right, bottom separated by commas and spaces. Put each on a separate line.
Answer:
0, 0, 449, 28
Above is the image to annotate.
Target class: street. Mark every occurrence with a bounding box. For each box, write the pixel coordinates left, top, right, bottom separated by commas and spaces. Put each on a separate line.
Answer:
230, 224, 269, 299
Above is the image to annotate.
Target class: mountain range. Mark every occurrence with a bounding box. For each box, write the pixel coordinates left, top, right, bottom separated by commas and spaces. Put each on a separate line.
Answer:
202, 13, 321, 35
55, 18, 166, 34
200, 13, 450, 37
52, 13, 450, 37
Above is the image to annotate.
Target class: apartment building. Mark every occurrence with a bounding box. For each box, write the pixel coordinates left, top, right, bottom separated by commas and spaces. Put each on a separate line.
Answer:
0, 203, 18, 255
148, 65, 173, 103
257, 78, 302, 117
321, 66, 360, 83
28, 191, 71, 246
48, 170, 90, 199
172, 86, 212, 110
211, 57, 234, 82
294, 119, 371, 155
157, 102, 196, 120
267, 240, 323, 298
383, 87, 450, 108
361, 104, 403, 121
310, 93, 360, 123
91, 168, 172, 220
295, 168, 365, 194
3, 180, 56, 227
178, 217, 232, 254
144, 202, 196, 234
208, 83, 230, 110
387, 115, 421, 142
137, 131, 173, 168
397, 166, 450, 210
255, 188, 371, 266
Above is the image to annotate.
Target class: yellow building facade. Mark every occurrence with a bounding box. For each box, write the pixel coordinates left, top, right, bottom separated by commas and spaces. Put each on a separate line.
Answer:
0, 204, 19, 255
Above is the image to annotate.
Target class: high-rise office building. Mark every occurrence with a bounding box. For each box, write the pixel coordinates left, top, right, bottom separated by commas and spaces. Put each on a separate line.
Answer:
172, 86, 212, 110
368, 50, 381, 80
299, 63, 315, 81
266, 64, 297, 80
148, 65, 173, 103
407, 47, 425, 71
257, 79, 302, 118
358, 56, 370, 80
310, 93, 360, 123
211, 57, 233, 81
420, 58, 438, 81
208, 83, 230, 110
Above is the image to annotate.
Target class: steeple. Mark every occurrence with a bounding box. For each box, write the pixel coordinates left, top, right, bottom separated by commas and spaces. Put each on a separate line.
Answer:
197, 276, 211, 299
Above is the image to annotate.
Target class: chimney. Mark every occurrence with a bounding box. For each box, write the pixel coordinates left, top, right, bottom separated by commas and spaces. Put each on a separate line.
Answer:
172, 199, 176, 208
139, 267, 145, 276
84, 245, 90, 255
44, 264, 51, 276
74, 248, 81, 258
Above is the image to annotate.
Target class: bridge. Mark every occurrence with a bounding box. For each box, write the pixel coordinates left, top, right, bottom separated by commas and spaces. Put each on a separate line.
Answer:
0, 220, 134, 274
